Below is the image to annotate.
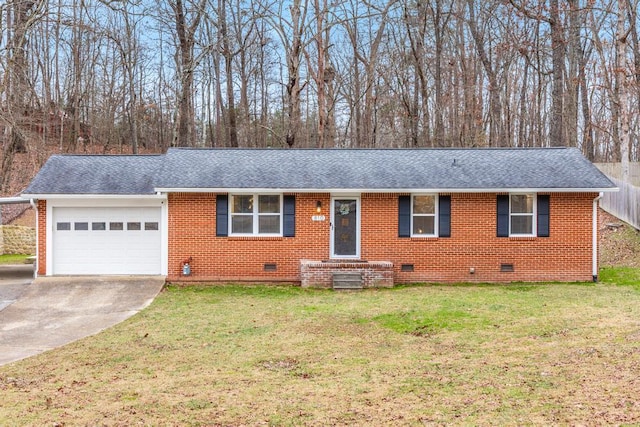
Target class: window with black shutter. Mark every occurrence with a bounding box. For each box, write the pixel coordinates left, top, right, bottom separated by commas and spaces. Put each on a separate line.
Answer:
217, 194, 293, 237
497, 193, 548, 237
398, 194, 450, 237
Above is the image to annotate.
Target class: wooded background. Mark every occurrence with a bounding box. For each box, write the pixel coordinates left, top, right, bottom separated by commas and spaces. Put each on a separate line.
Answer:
1, 0, 639, 193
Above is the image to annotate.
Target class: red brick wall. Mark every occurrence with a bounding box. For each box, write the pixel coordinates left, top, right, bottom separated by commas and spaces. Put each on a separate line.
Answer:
37, 200, 46, 276
167, 192, 598, 283
167, 193, 331, 282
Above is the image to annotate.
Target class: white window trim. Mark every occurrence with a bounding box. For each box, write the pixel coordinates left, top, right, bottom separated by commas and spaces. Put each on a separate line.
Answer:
229, 194, 283, 236
509, 193, 537, 237
411, 194, 439, 237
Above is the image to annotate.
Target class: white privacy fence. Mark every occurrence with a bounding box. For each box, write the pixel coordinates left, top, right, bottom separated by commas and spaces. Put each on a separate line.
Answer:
594, 163, 640, 230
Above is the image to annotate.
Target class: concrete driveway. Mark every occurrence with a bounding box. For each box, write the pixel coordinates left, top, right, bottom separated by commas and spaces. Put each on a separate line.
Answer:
0, 265, 34, 311
0, 271, 165, 366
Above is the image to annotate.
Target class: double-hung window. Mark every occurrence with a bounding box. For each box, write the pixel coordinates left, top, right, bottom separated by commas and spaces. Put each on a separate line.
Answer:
230, 194, 282, 235
509, 194, 536, 236
412, 194, 438, 236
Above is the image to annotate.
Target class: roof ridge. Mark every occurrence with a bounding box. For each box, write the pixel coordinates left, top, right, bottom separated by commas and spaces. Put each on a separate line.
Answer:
168, 146, 572, 152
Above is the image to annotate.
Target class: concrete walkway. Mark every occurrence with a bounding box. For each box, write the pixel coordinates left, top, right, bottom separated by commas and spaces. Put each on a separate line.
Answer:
0, 274, 165, 366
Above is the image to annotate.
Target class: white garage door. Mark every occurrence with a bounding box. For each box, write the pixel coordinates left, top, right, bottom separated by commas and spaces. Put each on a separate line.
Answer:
52, 207, 162, 275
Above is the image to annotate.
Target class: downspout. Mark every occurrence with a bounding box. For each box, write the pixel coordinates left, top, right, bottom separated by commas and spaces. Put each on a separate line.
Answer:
592, 192, 603, 282
30, 198, 37, 279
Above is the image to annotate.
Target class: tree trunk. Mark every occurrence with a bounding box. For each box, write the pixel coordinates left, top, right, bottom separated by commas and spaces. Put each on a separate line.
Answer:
549, 0, 565, 147
617, 0, 630, 181
466, 0, 504, 147
170, 0, 206, 147
219, 0, 238, 147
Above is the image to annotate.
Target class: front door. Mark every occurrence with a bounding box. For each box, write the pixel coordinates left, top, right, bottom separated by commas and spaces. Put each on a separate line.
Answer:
331, 197, 360, 258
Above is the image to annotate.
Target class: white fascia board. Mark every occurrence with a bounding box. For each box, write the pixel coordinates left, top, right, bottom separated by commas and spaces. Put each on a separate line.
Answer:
155, 187, 619, 194
22, 193, 167, 200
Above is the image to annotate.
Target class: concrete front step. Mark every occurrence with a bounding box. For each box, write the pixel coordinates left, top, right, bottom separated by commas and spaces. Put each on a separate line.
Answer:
332, 272, 363, 290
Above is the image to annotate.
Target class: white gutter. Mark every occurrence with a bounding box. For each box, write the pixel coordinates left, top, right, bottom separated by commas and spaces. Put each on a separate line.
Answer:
593, 192, 603, 282
20, 194, 167, 200
153, 187, 619, 194
0, 197, 31, 204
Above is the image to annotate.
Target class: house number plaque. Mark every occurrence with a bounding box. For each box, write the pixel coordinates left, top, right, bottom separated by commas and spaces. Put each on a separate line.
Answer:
312, 215, 326, 221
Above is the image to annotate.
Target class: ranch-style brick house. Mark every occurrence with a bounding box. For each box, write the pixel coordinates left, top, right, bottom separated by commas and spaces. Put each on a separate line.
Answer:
22, 147, 616, 287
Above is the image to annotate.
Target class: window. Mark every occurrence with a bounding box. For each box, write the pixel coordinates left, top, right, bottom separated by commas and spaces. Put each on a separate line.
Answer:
399, 195, 450, 238
230, 194, 282, 235
56, 222, 71, 231
145, 222, 159, 231
510, 194, 536, 236
412, 195, 438, 236
497, 194, 549, 238
127, 222, 141, 231
110, 222, 124, 231
74, 222, 89, 231
92, 222, 106, 231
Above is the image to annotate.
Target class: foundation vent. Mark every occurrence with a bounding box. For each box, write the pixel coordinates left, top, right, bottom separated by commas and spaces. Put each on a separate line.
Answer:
500, 263, 514, 273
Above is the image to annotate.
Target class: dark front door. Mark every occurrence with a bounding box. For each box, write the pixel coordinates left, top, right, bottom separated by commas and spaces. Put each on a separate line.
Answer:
332, 198, 359, 258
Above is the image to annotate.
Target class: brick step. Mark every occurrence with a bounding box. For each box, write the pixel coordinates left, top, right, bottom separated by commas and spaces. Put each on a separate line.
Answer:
332, 273, 363, 290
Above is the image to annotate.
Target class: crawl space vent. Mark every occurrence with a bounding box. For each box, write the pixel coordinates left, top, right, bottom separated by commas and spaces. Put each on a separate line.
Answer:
500, 263, 514, 273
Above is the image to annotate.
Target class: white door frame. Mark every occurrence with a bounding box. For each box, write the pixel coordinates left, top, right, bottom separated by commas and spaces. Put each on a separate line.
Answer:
330, 195, 361, 259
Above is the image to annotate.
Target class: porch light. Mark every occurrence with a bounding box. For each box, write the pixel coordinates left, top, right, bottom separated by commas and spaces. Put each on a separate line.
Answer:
316, 201, 322, 213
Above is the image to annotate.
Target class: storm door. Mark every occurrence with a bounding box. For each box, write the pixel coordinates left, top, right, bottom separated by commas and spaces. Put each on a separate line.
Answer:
331, 198, 360, 258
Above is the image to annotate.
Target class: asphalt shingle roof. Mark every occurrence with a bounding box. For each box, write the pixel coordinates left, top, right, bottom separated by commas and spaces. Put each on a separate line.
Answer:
23, 154, 163, 195
155, 147, 615, 191
23, 147, 616, 195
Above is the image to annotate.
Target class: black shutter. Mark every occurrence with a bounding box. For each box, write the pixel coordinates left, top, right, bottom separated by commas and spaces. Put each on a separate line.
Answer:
439, 195, 451, 237
283, 195, 296, 237
497, 195, 509, 237
537, 195, 550, 237
216, 195, 228, 237
398, 195, 411, 237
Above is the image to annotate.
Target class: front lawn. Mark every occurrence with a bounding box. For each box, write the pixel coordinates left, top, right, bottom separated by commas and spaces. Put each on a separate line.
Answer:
1, 273, 640, 425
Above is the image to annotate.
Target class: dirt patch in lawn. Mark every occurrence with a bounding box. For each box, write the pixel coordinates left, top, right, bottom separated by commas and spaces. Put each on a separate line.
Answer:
600, 208, 640, 267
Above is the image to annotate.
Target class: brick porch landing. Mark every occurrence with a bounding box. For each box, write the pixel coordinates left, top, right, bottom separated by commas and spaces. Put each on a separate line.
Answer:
300, 260, 394, 288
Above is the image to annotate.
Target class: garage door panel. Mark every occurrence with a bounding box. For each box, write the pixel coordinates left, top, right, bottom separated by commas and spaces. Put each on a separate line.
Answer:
52, 206, 162, 275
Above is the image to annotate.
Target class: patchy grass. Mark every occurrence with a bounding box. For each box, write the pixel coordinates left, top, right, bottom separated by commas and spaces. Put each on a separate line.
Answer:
0, 254, 31, 265
1, 281, 640, 425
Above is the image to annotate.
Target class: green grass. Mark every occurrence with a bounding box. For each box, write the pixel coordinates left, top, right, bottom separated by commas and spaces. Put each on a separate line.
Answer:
0, 254, 31, 264
599, 266, 640, 289
2, 274, 640, 425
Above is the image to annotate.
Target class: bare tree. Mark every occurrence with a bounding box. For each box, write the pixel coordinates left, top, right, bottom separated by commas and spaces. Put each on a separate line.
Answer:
1, 0, 47, 192
616, 0, 631, 180
507, 0, 568, 147
466, 0, 505, 146
169, 0, 207, 147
